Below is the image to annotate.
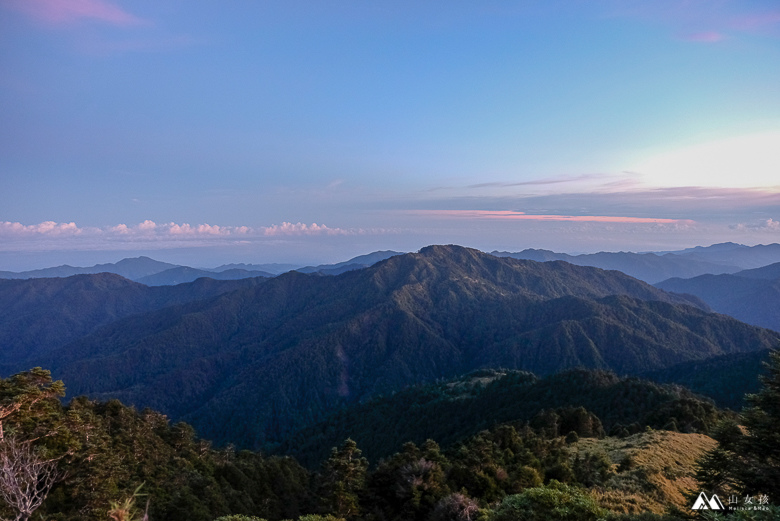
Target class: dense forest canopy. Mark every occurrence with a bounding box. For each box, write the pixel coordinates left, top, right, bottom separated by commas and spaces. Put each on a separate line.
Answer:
1, 357, 778, 521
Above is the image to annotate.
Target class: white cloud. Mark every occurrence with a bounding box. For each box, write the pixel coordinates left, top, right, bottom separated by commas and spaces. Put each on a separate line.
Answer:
137, 220, 157, 231
263, 222, 353, 236
0, 220, 372, 244
731, 218, 780, 232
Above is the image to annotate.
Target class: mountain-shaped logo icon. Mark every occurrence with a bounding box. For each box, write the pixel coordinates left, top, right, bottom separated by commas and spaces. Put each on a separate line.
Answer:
692, 492, 725, 510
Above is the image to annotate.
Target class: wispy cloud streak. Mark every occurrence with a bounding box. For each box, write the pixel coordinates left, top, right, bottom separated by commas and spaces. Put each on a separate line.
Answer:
680, 31, 726, 43
606, 1, 780, 41
732, 10, 780, 32
6, 0, 148, 26
410, 210, 693, 225
466, 174, 608, 189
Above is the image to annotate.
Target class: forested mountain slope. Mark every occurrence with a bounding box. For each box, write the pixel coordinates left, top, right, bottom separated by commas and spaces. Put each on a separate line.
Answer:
38, 245, 776, 448
0, 273, 267, 373
642, 348, 774, 409
279, 368, 729, 466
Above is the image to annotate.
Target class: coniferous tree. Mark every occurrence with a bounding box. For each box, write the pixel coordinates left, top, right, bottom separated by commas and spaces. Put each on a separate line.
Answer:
735, 349, 780, 496
697, 349, 780, 498
318, 439, 367, 519
0, 368, 65, 441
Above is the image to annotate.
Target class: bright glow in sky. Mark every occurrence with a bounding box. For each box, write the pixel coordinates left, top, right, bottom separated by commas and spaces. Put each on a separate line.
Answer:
634, 131, 780, 189
1, 0, 780, 269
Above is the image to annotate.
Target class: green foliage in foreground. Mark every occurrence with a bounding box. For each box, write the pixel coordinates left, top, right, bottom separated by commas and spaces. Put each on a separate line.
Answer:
697, 349, 780, 499
1, 369, 310, 521
2, 360, 779, 521
492, 480, 607, 521
0, 367, 616, 521
696, 506, 780, 521
214, 515, 266, 521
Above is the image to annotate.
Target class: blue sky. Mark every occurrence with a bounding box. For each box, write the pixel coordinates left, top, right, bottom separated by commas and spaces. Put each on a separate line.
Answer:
2, 0, 780, 269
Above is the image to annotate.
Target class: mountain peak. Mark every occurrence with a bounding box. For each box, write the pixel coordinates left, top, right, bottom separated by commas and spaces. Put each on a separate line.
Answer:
417, 244, 483, 260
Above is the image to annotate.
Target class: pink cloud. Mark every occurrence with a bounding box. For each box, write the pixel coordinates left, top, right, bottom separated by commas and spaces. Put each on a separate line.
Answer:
108, 224, 130, 234
732, 10, 780, 31
411, 210, 693, 225
6, 0, 147, 27
137, 220, 157, 231
607, 3, 780, 41
681, 31, 726, 43
0, 221, 82, 235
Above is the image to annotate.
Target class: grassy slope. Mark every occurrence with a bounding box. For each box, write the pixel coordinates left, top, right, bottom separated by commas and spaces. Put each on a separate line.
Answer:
575, 430, 717, 514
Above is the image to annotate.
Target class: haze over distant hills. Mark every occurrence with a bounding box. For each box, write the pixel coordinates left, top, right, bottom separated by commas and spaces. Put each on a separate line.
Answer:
136, 266, 274, 286
493, 242, 780, 284
0, 256, 179, 281
3, 242, 779, 286
293, 250, 403, 276
492, 250, 736, 283
656, 261, 780, 332
4, 245, 774, 449
0, 250, 403, 285
662, 242, 780, 269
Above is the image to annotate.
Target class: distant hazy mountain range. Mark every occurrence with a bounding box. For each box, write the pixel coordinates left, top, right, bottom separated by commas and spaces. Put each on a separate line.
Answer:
136, 267, 275, 286
3, 245, 776, 450
4, 242, 780, 286
495, 241, 780, 333
493, 242, 780, 284
0, 256, 180, 281
0, 250, 404, 285
657, 242, 780, 269
655, 261, 780, 332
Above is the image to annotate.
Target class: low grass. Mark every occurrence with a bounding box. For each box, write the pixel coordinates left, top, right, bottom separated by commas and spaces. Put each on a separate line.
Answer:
570, 430, 717, 514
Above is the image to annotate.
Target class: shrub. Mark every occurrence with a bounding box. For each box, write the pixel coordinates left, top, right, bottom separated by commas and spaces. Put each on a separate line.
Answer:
214, 515, 265, 521
491, 480, 607, 521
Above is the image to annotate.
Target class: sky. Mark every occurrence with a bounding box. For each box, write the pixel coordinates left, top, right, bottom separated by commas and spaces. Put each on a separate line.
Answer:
2, 0, 780, 270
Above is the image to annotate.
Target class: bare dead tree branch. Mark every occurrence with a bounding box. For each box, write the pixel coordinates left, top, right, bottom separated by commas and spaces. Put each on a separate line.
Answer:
0, 436, 63, 521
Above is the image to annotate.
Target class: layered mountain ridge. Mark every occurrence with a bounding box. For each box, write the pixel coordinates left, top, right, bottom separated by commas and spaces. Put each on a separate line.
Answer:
6, 245, 772, 449
656, 262, 780, 332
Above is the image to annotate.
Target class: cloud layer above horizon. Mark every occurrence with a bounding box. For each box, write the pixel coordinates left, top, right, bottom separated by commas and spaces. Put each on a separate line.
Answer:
0, 220, 376, 243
